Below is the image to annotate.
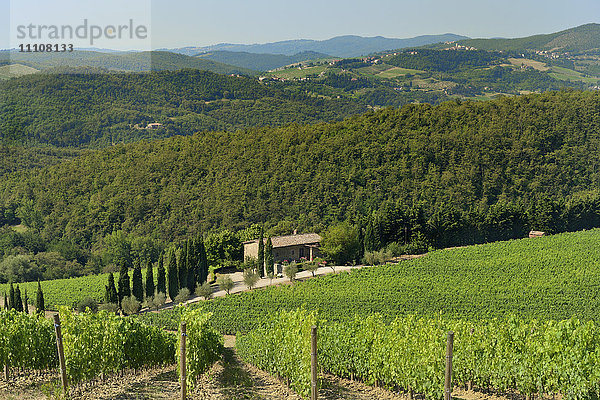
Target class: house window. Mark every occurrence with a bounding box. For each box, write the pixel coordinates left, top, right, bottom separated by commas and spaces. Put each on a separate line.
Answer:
291, 250, 294, 255
275, 252, 279, 257
299, 247, 305, 257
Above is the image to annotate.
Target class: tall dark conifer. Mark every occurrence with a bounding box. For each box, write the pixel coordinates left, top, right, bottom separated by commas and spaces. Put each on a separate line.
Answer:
118, 263, 131, 305
14, 285, 22, 312
36, 281, 45, 314
257, 228, 265, 277
105, 273, 118, 304
198, 235, 208, 284
145, 259, 155, 298
265, 237, 274, 275
8, 282, 15, 310
156, 251, 166, 295
132, 260, 144, 302
178, 243, 187, 290
186, 238, 196, 292
22, 289, 28, 314
167, 249, 179, 300
3, 292, 7, 310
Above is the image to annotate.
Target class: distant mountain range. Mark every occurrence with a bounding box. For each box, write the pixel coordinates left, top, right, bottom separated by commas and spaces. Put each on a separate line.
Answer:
1, 24, 598, 78
163, 33, 469, 58
196, 50, 331, 72
458, 23, 600, 53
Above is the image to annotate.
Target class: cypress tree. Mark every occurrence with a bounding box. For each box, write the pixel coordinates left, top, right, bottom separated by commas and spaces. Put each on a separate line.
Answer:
22, 289, 28, 314
186, 238, 196, 292
14, 285, 22, 312
132, 260, 144, 302
145, 259, 155, 299
167, 249, 179, 301
265, 237, 274, 275
105, 273, 118, 304
195, 234, 208, 285
257, 228, 265, 278
178, 243, 187, 290
156, 251, 166, 295
8, 282, 15, 310
117, 263, 131, 305
364, 212, 382, 252
36, 281, 45, 314
3, 292, 7, 310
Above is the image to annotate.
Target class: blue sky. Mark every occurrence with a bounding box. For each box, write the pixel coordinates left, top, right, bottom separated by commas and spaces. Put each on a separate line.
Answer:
2, 0, 599, 49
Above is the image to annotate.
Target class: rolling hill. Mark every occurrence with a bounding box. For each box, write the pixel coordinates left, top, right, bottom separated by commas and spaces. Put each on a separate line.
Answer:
165, 33, 469, 58
0, 63, 39, 79
2, 90, 600, 249
0, 69, 367, 147
458, 23, 600, 53
0, 50, 257, 75
196, 50, 331, 71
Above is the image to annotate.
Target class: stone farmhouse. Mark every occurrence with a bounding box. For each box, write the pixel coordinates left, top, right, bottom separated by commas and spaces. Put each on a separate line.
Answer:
243, 232, 321, 263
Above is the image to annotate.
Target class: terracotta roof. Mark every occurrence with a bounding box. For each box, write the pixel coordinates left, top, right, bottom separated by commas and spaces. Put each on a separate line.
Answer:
243, 233, 321, 248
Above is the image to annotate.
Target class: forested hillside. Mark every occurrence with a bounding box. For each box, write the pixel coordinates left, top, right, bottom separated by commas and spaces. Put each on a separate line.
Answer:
0, 50, 257, 75
0, 69, 367, 147
196, 50, 331, 71
458, 23, 600, 53
1, 90, 599, 252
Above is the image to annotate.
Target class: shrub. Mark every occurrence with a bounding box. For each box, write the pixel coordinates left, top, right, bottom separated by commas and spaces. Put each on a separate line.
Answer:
121, 295, 141, 315
304, 260, 319, 277
77, 297, 98, 313
98, 303, 118, 313
363, 251, 376, 266
363, 249, 394, 265
195, 282, 213, 300
152, 292, 166, 310
217, 275, 234, 294
243, 269, 259, 290
284, 262, 298, 282
174, 288, 190, 304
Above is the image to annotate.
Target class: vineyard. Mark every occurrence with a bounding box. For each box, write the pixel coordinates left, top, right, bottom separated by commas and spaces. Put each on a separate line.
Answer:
0, 271, 113, 310
238, 309, 600, 400
136, 228, 600, 333
0, 267, 161, 310
0, 307, 222, 397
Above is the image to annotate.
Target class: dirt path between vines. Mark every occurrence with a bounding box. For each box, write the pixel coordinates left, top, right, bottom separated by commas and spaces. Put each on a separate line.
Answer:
2, 335, 520, 400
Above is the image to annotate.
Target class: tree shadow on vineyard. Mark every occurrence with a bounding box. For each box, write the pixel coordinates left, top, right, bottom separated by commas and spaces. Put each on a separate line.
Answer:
218, 346, 255, 388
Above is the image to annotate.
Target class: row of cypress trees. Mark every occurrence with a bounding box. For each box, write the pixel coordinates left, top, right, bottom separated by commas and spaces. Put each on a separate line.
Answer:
104, 234, 209, 307
2, 280, 45, 314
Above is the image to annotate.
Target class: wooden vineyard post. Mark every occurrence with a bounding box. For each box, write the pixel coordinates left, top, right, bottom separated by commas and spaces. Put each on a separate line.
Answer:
180, 322, 187, 400
53, 314, 68, 394
444, 331, 454, 400
3, 362, 8, 380
311, 325, 318, 400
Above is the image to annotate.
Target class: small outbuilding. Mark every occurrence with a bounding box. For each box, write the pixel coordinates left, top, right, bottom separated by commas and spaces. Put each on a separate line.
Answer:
529, 230, 546, 238
243, 232, 321, 263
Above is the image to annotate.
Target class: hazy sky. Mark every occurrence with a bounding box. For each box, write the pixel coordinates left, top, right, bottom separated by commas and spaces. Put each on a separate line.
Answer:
2, 0, 599, 50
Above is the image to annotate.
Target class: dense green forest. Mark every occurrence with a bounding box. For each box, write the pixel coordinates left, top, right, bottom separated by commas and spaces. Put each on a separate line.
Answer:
385, 49, 502, 72
0, 145, 83, 177
1, 90, 600, 269
0, 69, 367, 147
